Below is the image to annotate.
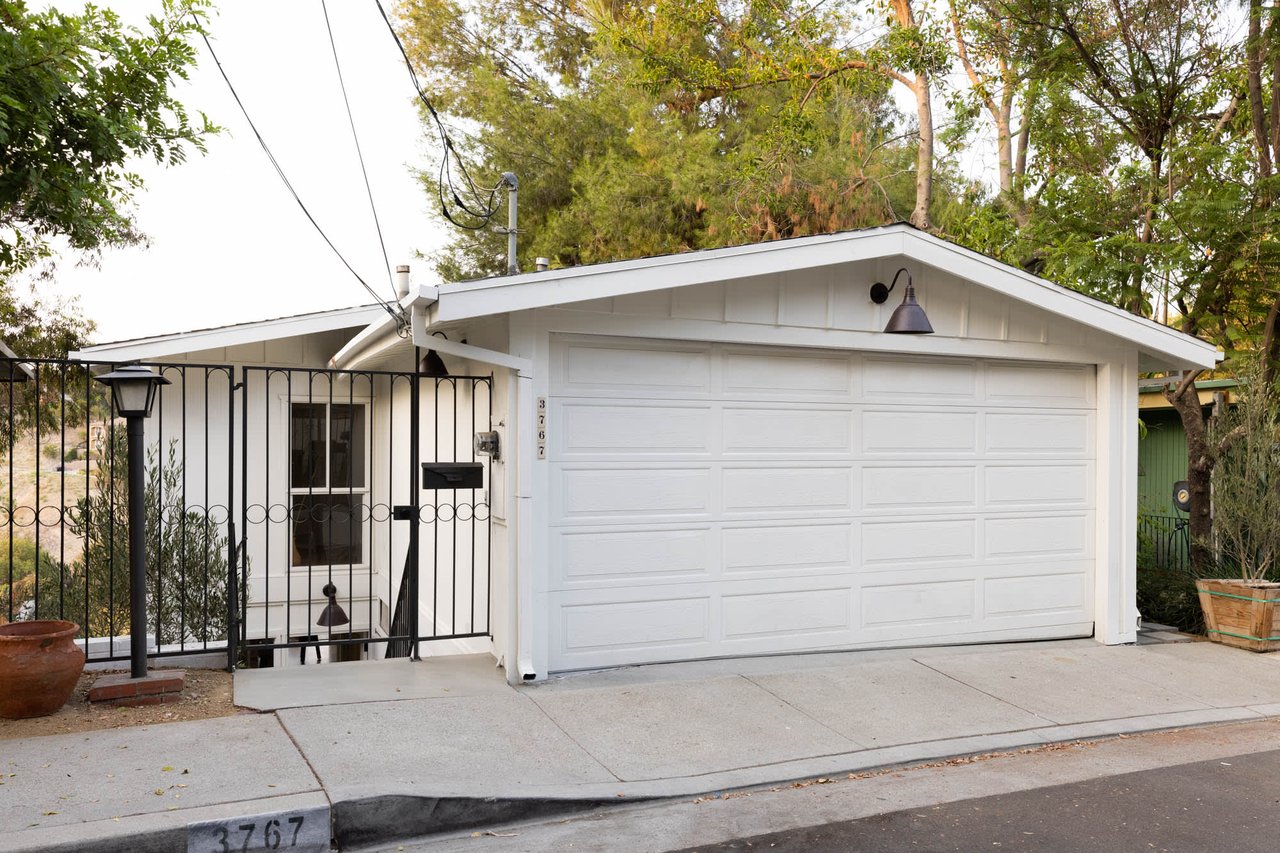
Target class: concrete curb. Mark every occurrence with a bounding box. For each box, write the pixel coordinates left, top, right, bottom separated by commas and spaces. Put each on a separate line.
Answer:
332, 795, 655, 850
1, 792, 330, 853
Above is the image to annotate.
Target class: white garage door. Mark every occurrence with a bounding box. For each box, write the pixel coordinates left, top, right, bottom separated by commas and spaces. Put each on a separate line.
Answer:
546, 335, 1096, 671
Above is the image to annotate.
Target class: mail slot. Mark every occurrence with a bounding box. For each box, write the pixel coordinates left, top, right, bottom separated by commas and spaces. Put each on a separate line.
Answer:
422, 462, 484, 490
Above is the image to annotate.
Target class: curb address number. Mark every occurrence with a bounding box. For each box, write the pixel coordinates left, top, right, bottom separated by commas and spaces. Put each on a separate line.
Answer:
188, 805, 329, 853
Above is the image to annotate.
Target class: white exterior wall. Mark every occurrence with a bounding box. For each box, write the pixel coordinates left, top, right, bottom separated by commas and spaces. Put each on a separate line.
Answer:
137, 328, 496, 664
486, 255, 1141, 676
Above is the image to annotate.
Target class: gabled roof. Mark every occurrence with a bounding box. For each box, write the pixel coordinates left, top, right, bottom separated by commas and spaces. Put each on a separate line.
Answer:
72, 304, 389, 362
426, 223, 1218, 371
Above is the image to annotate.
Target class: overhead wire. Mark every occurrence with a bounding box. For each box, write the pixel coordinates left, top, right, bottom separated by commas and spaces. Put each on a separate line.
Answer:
319, 0, 401, 310
198, 28, 407, 331
371, 0, 505, 231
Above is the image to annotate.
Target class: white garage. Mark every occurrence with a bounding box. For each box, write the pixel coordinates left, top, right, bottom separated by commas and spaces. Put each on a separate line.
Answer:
543, 337, 1097, 670
324, 223, 1218, 679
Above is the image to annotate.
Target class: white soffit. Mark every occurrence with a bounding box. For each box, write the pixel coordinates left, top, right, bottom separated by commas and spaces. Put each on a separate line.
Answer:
72, 304, 389, 362
432, 224, 1218, 371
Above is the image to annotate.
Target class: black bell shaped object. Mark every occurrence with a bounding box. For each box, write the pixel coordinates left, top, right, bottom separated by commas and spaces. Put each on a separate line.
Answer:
316, 582, 350, 627
870, 268, 934, 334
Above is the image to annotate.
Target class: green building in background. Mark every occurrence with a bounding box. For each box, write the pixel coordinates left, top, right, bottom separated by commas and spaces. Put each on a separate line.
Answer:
1137, 378, 1237, 517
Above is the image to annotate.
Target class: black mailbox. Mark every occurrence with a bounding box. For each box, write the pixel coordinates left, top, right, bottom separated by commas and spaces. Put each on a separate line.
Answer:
422, 462, 484, 490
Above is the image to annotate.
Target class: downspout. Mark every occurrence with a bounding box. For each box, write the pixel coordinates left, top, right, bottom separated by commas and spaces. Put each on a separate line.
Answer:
412, 320, 536, 683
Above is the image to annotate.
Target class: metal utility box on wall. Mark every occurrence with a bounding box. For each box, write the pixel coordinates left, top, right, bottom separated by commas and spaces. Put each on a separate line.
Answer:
422, 462, 484, 490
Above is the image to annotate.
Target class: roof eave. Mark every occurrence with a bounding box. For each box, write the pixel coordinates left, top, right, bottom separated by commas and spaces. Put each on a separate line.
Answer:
434, 224, 1217, 371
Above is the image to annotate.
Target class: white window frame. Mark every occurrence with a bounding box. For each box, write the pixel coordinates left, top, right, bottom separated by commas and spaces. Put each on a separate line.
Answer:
285, 395, 372, 572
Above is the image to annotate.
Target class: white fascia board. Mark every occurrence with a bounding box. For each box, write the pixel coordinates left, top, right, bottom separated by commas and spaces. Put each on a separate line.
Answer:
903, 231, 1219, 370
433, 228, 904, 323
430, 222, 1216, 370
73, 304, 389, 362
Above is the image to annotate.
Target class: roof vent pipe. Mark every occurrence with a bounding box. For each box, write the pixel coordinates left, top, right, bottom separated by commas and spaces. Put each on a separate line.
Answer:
501, 172, 519, 276
395, 265, 411, 300
535, 257, 550, 272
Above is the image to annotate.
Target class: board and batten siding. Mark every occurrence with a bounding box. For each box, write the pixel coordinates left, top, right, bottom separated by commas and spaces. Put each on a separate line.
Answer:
541, 336, 1097, 671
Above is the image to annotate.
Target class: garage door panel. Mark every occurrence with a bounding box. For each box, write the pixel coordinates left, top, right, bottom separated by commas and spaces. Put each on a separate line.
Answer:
985, 411, 1094, 455
723, 407, 852, 453
555, 528, 714, 587
861, 465, 977, 511
547, 336, 1097, 671
721, 587, 853, 641
558, 596, 712, 661
722, 466, 854, 514
555, 468, 711, 521
557, 402, 713, 456
863, 410, 978, 454
861, 518, 977, 565
984, 572, 1088, 618
722, 350, 854, 398
861, 580, 976, 628
985, 463, 1092, 508
984, 513, 1093, 559
558, 342, 711, 394
985, 363, 1094, 408
862, 356, 979, 402
722, 523, 852, 574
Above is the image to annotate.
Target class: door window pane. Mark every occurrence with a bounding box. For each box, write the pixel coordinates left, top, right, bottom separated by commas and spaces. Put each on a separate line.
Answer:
290, 403, 326, 488
330, 404, 365, 489
291, 495, 363, 567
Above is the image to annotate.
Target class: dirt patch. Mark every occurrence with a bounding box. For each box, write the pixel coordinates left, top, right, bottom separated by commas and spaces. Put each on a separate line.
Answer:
0, 667, 246, 740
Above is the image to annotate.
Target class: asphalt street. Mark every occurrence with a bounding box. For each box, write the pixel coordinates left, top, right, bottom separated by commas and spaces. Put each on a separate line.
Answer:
678, 747, 1280, 852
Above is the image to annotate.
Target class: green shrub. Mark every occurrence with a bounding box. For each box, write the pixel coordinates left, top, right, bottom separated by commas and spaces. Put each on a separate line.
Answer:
28, 427, 235, 644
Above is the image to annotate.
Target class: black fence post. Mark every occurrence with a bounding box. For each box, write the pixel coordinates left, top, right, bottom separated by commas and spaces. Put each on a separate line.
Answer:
409, 374, 421, 660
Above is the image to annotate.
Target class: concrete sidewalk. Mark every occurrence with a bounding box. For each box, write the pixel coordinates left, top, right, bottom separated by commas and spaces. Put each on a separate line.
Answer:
7, 637, 1280, 852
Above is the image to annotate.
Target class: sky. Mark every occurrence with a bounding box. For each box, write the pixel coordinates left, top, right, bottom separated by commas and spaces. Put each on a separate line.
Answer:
37, 1, 449, 345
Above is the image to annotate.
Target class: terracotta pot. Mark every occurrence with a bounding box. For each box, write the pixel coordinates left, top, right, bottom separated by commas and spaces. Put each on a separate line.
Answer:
0, 620, 86, 718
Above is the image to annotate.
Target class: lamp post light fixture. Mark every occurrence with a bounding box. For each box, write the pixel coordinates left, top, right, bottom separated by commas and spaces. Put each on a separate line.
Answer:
94, 365, 169, 679
870, 268, 934, 334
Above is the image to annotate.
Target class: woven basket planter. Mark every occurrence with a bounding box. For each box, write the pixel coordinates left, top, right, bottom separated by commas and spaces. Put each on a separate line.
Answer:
1195, 578, 1280, 652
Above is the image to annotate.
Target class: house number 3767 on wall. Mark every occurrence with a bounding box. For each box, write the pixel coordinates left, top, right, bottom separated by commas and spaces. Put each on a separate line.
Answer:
537, 396, 547, 459
187, 805, 329, 853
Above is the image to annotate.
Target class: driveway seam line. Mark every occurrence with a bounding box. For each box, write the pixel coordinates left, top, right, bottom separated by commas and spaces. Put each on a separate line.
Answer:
521, 691, 625, 784
913, 658, 1059, 726
272, 712, 332, 805
739, 674, 870, 750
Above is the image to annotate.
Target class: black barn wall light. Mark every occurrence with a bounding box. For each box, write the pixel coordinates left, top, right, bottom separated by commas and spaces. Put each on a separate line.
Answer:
870, 268, 934, 334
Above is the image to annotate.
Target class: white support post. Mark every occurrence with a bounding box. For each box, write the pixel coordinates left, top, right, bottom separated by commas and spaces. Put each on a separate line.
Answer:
1094, 354, 1139, 644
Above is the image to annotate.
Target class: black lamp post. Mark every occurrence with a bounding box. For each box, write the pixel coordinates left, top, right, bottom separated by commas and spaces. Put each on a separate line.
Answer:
94, 365, 169, 679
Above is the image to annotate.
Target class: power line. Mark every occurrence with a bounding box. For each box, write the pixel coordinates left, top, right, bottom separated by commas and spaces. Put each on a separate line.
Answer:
319, 0, 398, 302
198, 28, 407, 331
371, 0, 504, 231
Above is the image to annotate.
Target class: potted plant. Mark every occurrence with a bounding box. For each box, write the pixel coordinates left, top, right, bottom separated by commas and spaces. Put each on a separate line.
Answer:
1196, 358, 1280, 651
0, 619, 86, 717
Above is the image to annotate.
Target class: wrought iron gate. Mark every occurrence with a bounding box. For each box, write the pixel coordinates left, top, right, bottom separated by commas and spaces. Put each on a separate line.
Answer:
0, 357, 492, 669
236, 367, 493, 666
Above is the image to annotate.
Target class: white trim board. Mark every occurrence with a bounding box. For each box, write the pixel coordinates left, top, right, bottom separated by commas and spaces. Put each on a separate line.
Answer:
73, 305, 390, 362
429, 225, 1217, 372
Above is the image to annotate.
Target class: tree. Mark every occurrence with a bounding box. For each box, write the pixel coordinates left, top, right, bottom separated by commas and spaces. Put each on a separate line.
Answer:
397, 0, 929, 280
0, 0, 215, 350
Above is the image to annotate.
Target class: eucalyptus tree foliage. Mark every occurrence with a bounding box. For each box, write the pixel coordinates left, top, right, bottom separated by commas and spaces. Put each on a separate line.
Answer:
396, 0, 924, 280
